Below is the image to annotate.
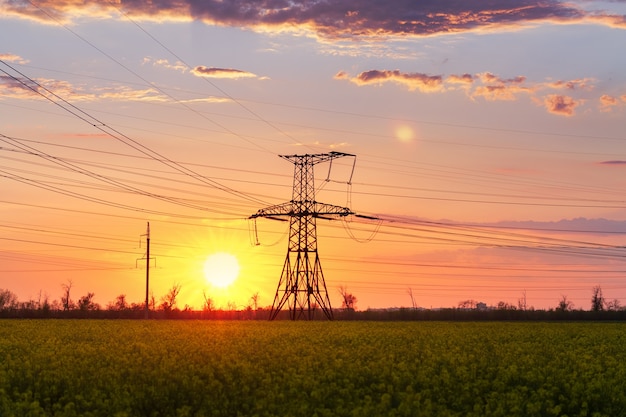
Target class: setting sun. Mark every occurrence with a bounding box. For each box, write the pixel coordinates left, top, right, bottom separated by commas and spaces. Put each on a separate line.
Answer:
203, 252, 240, 288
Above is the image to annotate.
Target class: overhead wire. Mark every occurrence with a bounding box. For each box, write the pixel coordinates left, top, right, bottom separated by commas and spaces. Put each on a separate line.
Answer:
0, 59, 269, 209
0, 133, 255, 216
25, 0, 284, 156
3, 4, 625, 307
106, 0, 315, 153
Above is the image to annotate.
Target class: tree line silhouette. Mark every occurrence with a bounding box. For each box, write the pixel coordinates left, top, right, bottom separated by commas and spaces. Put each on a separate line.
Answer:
0, 283, 624, 320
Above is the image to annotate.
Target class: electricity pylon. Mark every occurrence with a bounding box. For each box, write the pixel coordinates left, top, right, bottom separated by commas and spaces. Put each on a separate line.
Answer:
250, 152, 354, 320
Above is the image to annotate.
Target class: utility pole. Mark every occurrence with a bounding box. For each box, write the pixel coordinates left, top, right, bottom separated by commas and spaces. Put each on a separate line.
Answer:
250, 152, 356, 320
137, 222, 154, 319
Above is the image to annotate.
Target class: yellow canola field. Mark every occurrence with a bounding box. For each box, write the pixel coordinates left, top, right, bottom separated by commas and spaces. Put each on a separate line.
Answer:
0, 320, 624, 416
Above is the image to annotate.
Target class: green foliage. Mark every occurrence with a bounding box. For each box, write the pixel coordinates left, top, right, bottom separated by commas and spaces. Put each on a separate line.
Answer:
0, 321, 624, 416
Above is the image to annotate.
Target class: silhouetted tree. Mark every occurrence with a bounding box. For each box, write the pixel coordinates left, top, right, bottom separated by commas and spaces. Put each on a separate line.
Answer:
107, 294, 128, 311
591, 285, 605, 312
517, 289, 527, 311
497, 301, 516, 310
202, 290, 214, 312
339, 286, 357, 311
149, 292, 156, 311
61, 280, 74, 311
606, 298, 622, 311
458, 299, 477, 309
407, 288, 417, 309
557, 295, 574, 312
77, 292, 99, 311
0, 289, 18, 311
251, 292, 260, 310
159, 284, 181, 312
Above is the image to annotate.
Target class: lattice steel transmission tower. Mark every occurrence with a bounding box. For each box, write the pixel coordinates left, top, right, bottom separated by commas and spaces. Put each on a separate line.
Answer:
250, 152, 355, 320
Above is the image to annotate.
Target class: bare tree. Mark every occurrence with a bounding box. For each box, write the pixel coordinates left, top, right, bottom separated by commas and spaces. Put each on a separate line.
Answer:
338, 285, 357, 311
458, 299, 477, 309
606, 299, 622, 311
557, 295, 574, 312
251, 292, 260, 311
39, 291, 51, 312
591, 285, 605, 312
149, 292, 156, 311
159, 284, 181, 312
61, 280, 74, 311
407, 288, 417, 309
497, 301, 516, 310
202, 290, 215, 312
517, 289, 527, 311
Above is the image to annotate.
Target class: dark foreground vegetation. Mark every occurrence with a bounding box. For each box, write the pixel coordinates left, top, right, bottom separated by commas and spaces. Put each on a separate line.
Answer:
2, 306, 626, 321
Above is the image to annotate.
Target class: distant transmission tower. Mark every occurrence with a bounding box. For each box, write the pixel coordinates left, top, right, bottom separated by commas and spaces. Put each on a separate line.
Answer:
250, 152, 355, 320
137, 222, 155, 319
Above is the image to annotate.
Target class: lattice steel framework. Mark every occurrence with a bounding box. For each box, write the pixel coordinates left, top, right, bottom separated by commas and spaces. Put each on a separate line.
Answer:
250, 152, 354, 320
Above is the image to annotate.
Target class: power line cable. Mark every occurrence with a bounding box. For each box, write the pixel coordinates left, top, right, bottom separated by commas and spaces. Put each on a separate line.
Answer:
0, 59, 269, 208
107, 0, 315, 152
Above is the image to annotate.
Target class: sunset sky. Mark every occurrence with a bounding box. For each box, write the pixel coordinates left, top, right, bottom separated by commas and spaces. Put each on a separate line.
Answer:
1, 0, 626, 312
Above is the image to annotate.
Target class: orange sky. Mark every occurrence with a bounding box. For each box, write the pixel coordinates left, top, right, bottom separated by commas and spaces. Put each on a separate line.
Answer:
1, 0, 626, 311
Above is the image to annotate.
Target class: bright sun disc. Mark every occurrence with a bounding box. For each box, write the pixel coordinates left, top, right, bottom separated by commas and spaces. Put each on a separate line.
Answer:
203, 252, 240, 288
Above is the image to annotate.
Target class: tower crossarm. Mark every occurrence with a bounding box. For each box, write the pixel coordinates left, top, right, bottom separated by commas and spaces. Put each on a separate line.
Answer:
279, 151, 355, 166
249, 201, 353, 220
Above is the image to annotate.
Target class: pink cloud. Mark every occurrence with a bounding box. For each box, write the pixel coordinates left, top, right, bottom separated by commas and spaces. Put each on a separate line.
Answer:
543, 94, 580, 116
547, 78, 594, 91
599, 94, 619, 112
0, 74, 168, 102
0, 53, 29, 64
447, 74, 474, 85
472, 73, 532, 101
345, 70, 444, 92
336, 68, 611, 116
478, 73, 526, 85
472, 84, 532, 101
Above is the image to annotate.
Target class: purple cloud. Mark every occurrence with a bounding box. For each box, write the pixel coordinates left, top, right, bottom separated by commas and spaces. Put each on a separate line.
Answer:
191, 66, 257, 79
3, 0, 620, 39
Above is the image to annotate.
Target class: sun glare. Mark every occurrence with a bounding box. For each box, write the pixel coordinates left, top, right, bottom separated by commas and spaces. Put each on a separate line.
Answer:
203, 252, 240, 288
395, 125, 415, 143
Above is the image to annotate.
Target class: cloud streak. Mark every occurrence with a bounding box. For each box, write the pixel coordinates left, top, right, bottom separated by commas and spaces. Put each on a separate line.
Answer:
599, 160, 626, 166
335, 70, 443, 92
191, 67, 258, 80
0, 75, 169, 103
2, 1, 624, 39
336, 69, 601, 116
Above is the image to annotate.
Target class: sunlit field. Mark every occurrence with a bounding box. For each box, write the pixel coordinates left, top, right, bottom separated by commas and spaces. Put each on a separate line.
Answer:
1, 320, 624, 416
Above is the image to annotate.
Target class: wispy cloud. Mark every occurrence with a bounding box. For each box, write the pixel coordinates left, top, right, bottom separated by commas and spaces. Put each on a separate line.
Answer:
0, 75, 169, 102
335, 70, 443, 92
2, 1, 624, 39
143, 57, 188, 73
0, 53, 29, 64
191, 67, 258, 80
599, 94, 626, 112
336, 69, 601, 116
